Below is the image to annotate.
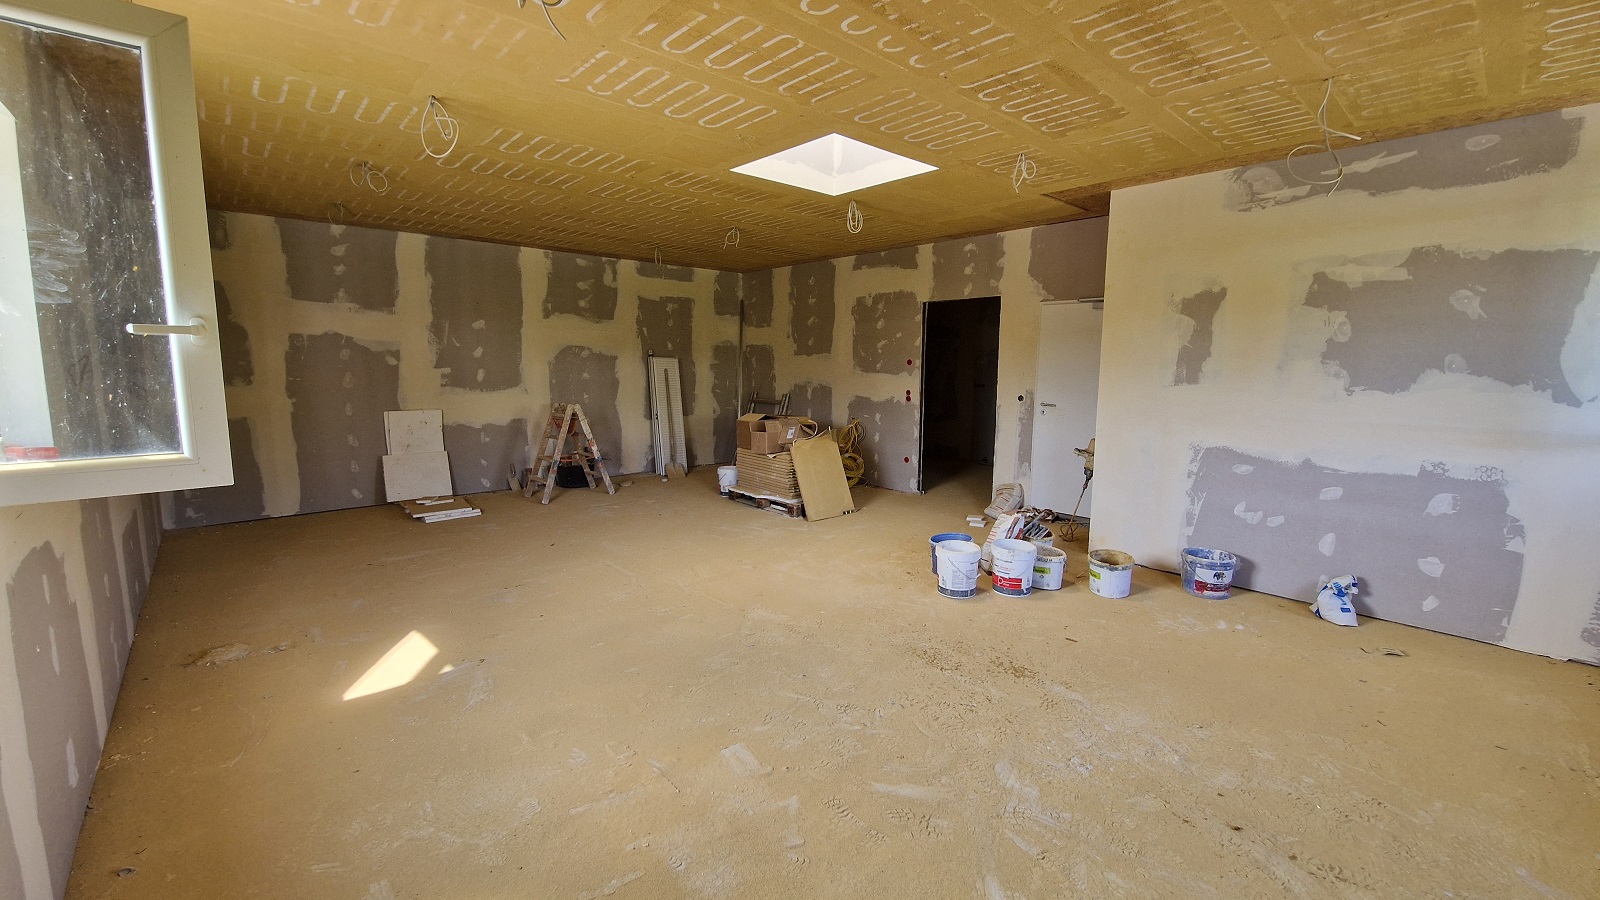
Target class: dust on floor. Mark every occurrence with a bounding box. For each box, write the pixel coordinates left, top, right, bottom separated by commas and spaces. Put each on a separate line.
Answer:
68, 469, 1600, 898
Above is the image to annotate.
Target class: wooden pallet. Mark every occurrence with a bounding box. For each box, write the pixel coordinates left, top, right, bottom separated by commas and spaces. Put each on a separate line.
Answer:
726, 486, 804, 518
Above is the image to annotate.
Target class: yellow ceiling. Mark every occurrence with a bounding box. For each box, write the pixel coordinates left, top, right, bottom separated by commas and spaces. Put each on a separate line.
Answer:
146, 0, 1600, 271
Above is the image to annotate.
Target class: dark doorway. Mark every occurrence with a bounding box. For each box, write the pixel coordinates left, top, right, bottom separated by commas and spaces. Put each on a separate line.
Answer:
919, 296, 1001, 492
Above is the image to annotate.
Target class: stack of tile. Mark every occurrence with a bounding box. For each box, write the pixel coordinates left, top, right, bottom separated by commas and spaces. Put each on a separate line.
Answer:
734, 449, 800, 500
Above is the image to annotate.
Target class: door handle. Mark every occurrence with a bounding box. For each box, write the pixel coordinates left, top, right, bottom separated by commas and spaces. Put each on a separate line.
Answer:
1039, 402, 1057, 408
126, 317, 209, 346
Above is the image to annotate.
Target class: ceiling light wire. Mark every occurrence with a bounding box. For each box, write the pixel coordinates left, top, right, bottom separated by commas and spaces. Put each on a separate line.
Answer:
653, 247, 663, 266
846, 200, 863, 235
723, 227, 741, 249
349, 159, 389, 195
328, 201, 349, 226
1285, 77, 1363, 197
420, 95, 460, 160
1010, 152, 1037, 193
517, 0, 568, 41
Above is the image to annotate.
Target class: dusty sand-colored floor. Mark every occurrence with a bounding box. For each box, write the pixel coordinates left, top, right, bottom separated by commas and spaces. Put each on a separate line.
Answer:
69, 469, 1600, 898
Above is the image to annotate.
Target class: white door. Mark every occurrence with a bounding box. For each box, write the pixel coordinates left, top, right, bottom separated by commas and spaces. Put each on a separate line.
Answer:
1030, 301, 1102, 517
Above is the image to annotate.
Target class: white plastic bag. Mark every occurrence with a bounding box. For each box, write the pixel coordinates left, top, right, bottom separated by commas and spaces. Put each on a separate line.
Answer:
1313, 575, 1360, 626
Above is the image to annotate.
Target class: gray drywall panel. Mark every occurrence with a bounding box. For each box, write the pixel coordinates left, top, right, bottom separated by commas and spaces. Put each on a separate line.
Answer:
120, 513, 148, 623
636, 296, 697, 417
1304, 247, 1598, 406
848, 395, 919, 491
1172, 287, 1227, 386
636, 261, 695, 282
1014, 389, 1034, 471
790, 381, 834, 425
742, 270, 774, 328
140, 495, 160, 570
173, 418, 267, 527
1028, 218, 1108, 301
1227, 111, 1584, 211
277, 218, 398, 311
713, 272, 742, 318
285, 333, 400, 514
544, 252, 618, 323
7, 543, 96, 891
427, 236, 524, 391
742, 344, 776, 404
207, 210, 230, 250
0, 741, 24, 900
443, 419, 528, 494
853, 247, 920, 270
852, 290, 921, 375
711, 342, 739, 462
214, 282, 254, 387
788, 260, 836, 356
79, 499, 128, 710
549, 346, 622, 466
1185, 446, 1523, 643
932, 232, 1004, 301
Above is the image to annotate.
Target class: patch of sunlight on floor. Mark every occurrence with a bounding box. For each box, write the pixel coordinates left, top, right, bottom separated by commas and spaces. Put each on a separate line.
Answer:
342, 630, 439, 701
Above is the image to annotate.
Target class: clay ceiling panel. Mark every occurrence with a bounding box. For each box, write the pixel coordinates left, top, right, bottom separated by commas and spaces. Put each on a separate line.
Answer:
140, 0, 1600, 270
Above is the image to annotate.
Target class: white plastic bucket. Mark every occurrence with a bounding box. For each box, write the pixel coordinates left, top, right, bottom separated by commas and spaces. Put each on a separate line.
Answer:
1088, 549, 1134, 599
935, 540, 982, 599
716, 465, 737, 494
929, 533, 974, 574
1028, 535, 1055, 551
991, 538, 1038, 597
1031, 546, 1066, 590
1182, 547, 1237, 599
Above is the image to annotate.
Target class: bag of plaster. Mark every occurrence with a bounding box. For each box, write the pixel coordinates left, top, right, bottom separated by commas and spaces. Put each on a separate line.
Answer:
1312, 575, 1360, 626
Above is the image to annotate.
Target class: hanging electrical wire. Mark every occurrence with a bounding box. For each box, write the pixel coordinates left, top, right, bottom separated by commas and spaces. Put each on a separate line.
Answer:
517, 0, 567, 41
723, 227, 741, 249
328, 201, 349, 226
846, 200, 864, 234
653, 247, 663, 266
1285, 76, 1363, 197
1010, 152, 1037, 193
348, 159, 389, 195
420, 95, 460, 160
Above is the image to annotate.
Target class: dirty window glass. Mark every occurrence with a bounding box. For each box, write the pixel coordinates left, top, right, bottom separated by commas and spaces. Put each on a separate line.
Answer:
0, 15, 179, 463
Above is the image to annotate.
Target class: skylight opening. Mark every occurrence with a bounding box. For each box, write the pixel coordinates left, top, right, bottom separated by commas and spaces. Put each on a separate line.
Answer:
731, 133, 937, 196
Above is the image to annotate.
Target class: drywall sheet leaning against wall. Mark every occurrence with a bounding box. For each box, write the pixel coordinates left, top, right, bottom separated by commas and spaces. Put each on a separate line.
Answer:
1092, 103, 1600, 661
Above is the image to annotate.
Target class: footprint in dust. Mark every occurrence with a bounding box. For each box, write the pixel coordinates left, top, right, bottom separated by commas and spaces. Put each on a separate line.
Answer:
823, 798, 889, 845
786, 852, 809, 869
884, 808, 951, 839
606, 742, 636, 764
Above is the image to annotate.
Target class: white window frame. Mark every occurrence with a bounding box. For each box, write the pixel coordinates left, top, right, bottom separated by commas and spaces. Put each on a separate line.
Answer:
0, 0, 230, 507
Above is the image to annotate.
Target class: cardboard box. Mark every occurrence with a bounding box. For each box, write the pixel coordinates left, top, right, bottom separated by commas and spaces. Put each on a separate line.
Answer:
737, 413, 774, 451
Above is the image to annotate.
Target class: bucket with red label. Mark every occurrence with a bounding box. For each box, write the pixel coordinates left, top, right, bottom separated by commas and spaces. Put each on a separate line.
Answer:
1182, 547, 1237, 599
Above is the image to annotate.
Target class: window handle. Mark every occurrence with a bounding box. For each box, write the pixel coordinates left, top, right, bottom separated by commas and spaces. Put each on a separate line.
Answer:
126, 317, 208, 345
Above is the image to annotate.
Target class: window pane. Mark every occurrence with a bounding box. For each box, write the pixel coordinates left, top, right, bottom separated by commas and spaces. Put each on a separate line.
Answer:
0, 15, 179, 462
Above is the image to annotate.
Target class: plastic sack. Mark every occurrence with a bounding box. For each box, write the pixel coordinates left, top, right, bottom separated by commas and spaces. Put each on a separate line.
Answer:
1313, 575, 1360, 626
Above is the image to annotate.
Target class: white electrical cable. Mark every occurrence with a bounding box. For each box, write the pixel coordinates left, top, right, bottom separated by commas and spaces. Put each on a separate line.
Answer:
328, 202, 348, 226
1285, 77, 1363, 196
846, 200, 863, 234
348, 160, 388, 195
1010, 152, 1037, 193
518, 0, 567, 41
653, 247, 663, 266
723, 227, 741, 249
420, 95, 460, 160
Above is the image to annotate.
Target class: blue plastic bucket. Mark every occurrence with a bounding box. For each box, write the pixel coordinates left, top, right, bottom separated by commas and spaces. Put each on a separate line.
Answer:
1181, 547, 1238, 599
929, 533, 973, 574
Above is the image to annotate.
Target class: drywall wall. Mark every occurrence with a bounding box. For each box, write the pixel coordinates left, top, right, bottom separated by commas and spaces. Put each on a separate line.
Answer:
169, 212, 737, 527
752, 217, 1108, 492
0, 494, 161, 899
1094, 104, 1600, 662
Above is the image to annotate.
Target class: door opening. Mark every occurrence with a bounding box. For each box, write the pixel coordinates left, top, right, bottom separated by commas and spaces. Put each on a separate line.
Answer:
918, 296, 1001, 493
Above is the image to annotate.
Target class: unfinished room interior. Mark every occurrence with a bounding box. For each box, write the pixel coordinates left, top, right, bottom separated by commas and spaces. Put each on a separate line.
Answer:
3, 0, 1600, 896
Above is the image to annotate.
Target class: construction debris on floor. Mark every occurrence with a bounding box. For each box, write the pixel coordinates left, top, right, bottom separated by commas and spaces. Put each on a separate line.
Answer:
382, 408, 480, 523
728, 413, 855, 521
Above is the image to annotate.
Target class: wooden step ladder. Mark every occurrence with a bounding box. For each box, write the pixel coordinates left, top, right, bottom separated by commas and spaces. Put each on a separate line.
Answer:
524, 403, 615, 504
